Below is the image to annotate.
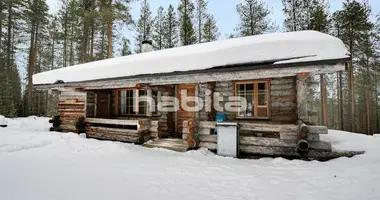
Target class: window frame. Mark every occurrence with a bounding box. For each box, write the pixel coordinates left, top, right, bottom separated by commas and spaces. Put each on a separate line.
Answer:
114, 88, 160, 117
234, 80, 271, 119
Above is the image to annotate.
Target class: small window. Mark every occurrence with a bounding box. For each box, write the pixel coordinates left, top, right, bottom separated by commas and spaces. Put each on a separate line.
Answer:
116, 89, 160, 116
235, 81, 269, 118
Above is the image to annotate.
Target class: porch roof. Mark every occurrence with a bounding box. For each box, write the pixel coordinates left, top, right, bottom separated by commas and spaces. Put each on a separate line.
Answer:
33, 31, 349, 86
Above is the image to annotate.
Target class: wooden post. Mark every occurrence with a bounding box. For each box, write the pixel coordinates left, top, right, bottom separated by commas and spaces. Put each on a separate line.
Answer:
320, 74, 328, 126
297, 73, 310, 123
147, 88, 152, 117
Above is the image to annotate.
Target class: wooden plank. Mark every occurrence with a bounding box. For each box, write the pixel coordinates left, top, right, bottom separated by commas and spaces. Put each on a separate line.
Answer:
85, 118, 139, 126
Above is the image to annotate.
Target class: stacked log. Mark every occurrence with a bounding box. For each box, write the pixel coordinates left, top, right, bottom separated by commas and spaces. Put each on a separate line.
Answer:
182, 119, 198, 148
195, 120, 363, 159
85, 118, 151, 144
56, 98, 85, 133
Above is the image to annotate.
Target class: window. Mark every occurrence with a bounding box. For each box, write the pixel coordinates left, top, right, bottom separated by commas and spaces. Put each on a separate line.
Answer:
116, 89, 159, 116
235, 81, 269, 118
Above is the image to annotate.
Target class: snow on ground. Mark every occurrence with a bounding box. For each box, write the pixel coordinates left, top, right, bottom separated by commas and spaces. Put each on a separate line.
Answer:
0, 117, 379, 200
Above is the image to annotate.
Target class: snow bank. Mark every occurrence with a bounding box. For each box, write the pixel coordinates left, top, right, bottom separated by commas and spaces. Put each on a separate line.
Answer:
33, 31, 349, 85
1, 118, 379, 200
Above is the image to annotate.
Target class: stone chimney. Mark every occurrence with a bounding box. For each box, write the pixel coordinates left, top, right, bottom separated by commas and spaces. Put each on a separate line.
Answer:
141, 40, 153, 53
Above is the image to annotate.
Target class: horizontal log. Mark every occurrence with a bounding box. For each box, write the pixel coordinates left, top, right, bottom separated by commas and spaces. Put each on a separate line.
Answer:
198, 121, 298, 133
240, 145, 359, 159
271, 90, 295, 97
86, 126, 140, 136
240, 136, 296, 147
309, 126, 328, 134
271, 101, 296, 108
270, 83, 294, 90
271, 95, 296, 102
150, 121, 158, 126
58, 125, 77, 131
58, 108, 85, 112
199, 142, 217, 151
199, 121, 216, 129
198, 128, 212, 135
240, 136, 330, 151
58, 102, 85, 106
271, 78, 294, 85
280, 132, 320, 141
238, 123, 298, 133
86, 131, 141, 143
198, 135, 217, 143
149, 126, 158, 132
85, 118, 139, 126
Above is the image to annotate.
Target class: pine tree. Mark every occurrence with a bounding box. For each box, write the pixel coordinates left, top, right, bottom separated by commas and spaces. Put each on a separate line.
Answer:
202, 14, 219, 42
178, 0, 196, 46
25, 0, 49, 115
235, 0, 274, 36
195, 0, 208, 43
152, 6, 166, 50
283, 0, 327, 32
121, 37, 132, 56
335, 0, 373, 132
163, 4, 179, 49
308, 2, 329, 32
135, 0, 153, 53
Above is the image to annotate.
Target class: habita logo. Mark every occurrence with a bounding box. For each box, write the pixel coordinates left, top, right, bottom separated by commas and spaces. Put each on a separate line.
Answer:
136, 89, 247, 113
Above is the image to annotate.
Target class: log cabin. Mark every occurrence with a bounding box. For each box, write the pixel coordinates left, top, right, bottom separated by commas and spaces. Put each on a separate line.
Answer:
33, 31, 360, 159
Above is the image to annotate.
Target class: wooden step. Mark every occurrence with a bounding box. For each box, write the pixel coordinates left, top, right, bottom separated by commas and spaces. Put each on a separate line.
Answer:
143, 138, 189, 152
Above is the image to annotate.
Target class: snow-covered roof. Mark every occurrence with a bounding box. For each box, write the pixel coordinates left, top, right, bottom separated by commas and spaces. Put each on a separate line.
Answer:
33, 31, 349, 85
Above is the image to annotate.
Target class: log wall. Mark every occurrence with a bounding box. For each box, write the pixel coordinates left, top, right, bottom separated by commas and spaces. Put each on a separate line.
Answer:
213, 77, 297, 123
56, 89, 86, 132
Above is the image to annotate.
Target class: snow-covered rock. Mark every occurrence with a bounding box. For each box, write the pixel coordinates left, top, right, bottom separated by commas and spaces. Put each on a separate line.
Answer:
0, 115, 7, 127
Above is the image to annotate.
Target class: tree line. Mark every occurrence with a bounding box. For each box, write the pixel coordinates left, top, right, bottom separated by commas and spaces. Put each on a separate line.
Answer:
0, 0, 379, 134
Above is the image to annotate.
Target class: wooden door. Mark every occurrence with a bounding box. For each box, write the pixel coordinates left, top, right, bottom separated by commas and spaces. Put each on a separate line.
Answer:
96, 91, 110, 118
176, 84, 196, 133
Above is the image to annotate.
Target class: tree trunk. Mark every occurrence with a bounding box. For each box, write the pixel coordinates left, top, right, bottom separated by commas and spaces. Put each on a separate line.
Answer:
107, 0, 113, 58
348, 25, 355, 132
63, 9, 68, 67
27, 22, 38, 115
376, 86, 380, 134
69, 24, 74, 65
320, 74, 327, 126
339, 71, 344, 130
366, 88, 370, 134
